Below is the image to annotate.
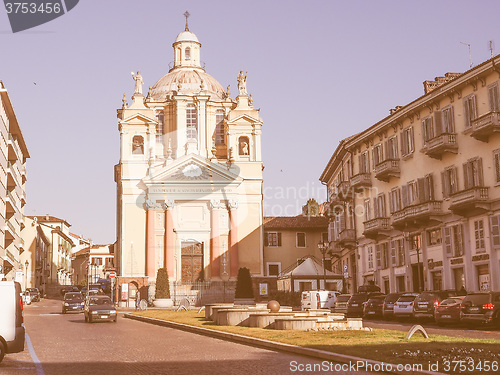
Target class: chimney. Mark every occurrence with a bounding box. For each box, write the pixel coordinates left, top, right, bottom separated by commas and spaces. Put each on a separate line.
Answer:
45, 214, 50, 221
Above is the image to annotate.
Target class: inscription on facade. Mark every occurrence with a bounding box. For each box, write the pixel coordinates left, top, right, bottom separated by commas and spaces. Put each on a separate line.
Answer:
149, 187, 234, 194
472, 253, 489, 262
450, 257, 463, 265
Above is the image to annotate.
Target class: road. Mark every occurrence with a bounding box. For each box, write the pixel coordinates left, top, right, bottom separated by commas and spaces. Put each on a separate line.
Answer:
2, 299, 380, 375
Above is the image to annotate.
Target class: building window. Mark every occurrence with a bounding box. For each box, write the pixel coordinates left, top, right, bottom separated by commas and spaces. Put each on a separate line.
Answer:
265, 232, 281, 247
490, 214, 500, 249
474, 219, 486, 252
374, 194, 386, 218
367, 246, 374, 270
215, 110, 225, 145
92, 257, 102, 266
157, 112, 164, 143
381, 243, 389, 269
463, 157, 483, 189
442, 106, 455, 133
401, 126, 414, 156
267, 262, 281, 276
442, 166, 458, 197
185, 47, 191, 60
373, 144, 383, 167
443, 224, 464, 257
238, 136, 250, 156
364, 199, 371, 221
296, 232, 306, 248
359, 151, 370, 173
186, 104, 197, 139
132, 135, 144, 155
402, 181, 417, 208
493, 150, 500, 184
385, 136, 398, 160
105, 258, 114, 268
390, 239, 405, 267
422, 116, 434, 143
389, 187, 401, 213
463, 94, 477, 128
488, 83, 499, 112
427, 228, 442, 246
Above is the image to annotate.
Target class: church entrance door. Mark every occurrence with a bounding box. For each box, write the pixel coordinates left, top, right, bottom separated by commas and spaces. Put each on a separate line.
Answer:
181, 241, 204, 282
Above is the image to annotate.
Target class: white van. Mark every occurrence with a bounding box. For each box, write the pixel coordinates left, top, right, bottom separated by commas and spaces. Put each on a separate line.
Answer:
301, 290, 339, 310
0, 281, 25, 363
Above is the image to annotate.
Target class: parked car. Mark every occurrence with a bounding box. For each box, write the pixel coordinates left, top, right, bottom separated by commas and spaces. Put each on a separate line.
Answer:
61, 286, 80, 296
301, 290, 339, 310
434, 297, 465, 326
62, 292, 85, 314
0, 281, 25, 363
382, 293, 402, 319
84, 295, 117, 323
461, 292, 500, 327
347, 293, 382, 318
358, 284, 381, 293
393, 293, 419, 319
27, 288, 40, 302
333, 294, 352, 314
413, 290, 462, 320
363, 295, 386, 319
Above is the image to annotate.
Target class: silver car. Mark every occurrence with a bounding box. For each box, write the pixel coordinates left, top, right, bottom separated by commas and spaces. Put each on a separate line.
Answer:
393, 293, 419, 319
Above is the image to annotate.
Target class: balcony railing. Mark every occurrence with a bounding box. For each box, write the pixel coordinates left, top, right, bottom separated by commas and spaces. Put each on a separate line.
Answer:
350, 172, 372, 190
392, 201, 444, 228
338, 228, 356, 248
449, 187, 490, 214
422, 133, 458, 159
471, 112, 500, 142
375, 159, 400, 182
336, 180, 353, 201
363, 217, 390, 239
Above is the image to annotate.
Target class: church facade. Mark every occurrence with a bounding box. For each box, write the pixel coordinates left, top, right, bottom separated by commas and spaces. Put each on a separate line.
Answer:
114, 22, 264, 287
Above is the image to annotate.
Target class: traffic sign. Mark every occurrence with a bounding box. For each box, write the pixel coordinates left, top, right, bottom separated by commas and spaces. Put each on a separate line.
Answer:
109, 271, 116, 279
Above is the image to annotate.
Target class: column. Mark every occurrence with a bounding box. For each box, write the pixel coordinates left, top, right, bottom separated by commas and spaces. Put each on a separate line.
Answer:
210, 200, 221, 278
228, 200, 239, 277
164, 200, 175, 279
145, 200, 156, 277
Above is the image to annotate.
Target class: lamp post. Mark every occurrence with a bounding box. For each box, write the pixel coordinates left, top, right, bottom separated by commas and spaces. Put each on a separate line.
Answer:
25, 260, 29, 290
317, 241, 329, 290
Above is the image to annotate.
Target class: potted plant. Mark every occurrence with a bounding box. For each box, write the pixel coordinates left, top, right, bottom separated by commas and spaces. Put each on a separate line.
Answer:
234, 267, 255, 305
152, 268, 173, 308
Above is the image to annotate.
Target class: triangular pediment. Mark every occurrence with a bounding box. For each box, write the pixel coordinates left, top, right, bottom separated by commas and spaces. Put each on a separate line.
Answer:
120, 112, 157, 125
144, 154, 243, 186
227, 113, 261, 125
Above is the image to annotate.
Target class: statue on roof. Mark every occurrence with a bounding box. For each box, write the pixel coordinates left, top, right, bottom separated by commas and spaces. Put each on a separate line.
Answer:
237, 70, 247, 96
131, 71, 144, 96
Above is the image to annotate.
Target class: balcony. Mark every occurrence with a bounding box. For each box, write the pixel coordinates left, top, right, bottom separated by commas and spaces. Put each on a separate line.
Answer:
422, 133, 458, 159
338, 228, 356, 249
350, 172, 372, 190
336, 180, 353, 201
363, 217, 391, 239
375, 159, 400, 182
392, 201, 444, 229
449, 187, 490, 215
471, 112, 500, 142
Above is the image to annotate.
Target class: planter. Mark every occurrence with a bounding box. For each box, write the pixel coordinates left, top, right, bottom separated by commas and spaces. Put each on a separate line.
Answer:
153, 298, 173, 308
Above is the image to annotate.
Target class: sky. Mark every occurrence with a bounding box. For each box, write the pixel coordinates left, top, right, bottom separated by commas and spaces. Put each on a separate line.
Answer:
1, 0, 500, 244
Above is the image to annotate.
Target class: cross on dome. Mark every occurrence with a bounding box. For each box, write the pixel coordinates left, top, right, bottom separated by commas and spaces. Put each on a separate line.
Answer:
184, 11, 190, 31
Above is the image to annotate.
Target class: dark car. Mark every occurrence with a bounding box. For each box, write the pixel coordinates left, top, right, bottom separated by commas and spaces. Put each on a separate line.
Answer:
347, 293, 382, 318
333, 294, 351, 314
363, 295, 386, 319
61, 286, 80, 296
382, 293, 402, 319
434, 297, 465, 326
413, 290, 463, 320
84, 296, 117, 323
358, 284, 381, 293
62, 292, 84, 314
27, 288, 40, 302
461, 292, 500, 327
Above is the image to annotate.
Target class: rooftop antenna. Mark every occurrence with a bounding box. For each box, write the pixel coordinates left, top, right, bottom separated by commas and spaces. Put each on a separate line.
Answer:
489, 40, 495, 58
460, 42, 473, 68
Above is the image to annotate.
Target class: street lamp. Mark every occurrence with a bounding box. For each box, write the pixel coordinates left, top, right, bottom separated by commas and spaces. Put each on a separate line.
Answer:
317, 241, 329, 290
409, 234, 422, 293
25, 260, 29, 290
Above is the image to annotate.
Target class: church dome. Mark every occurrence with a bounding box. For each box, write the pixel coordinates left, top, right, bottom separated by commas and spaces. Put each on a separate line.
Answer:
175, 30, 199, 44
149, 69, 226, 101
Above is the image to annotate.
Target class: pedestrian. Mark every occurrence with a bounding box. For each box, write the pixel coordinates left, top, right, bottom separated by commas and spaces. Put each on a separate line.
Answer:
135, 290, 141, 310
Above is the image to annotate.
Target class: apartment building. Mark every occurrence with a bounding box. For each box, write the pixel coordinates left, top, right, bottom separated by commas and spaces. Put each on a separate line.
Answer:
0, 81, 29, 282
73, 244, 115, 286
320, 56, 500, 294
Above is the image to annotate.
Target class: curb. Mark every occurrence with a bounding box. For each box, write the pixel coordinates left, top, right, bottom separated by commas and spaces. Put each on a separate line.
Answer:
124, 313, 446, 375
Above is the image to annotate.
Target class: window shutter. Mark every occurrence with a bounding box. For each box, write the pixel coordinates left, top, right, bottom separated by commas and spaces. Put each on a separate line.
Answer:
380, 194, 386, 217
489, 85, 499, 112
390, 241, 397, 266
456, 225, 464, 256
376, 245, 381, 269
402, 184, 409, 208
417, 178, 426, 204
384, 141, 389, 160
464, 98, 471, 128
434, 110, 443, 136
264, 233, 269, 246
277, 233, 282, 247
443, 227, 452, 257
477, 158, 484, 186
490, 215, 500, 249
441, 171, 448, 198
495, 152, 500, 183
471, 95, 477, 120
372, 148, 377, 169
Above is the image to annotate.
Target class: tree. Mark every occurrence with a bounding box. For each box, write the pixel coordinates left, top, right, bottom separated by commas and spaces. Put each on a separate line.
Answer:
234, 267, 254, 298
155, 268, 170, 299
